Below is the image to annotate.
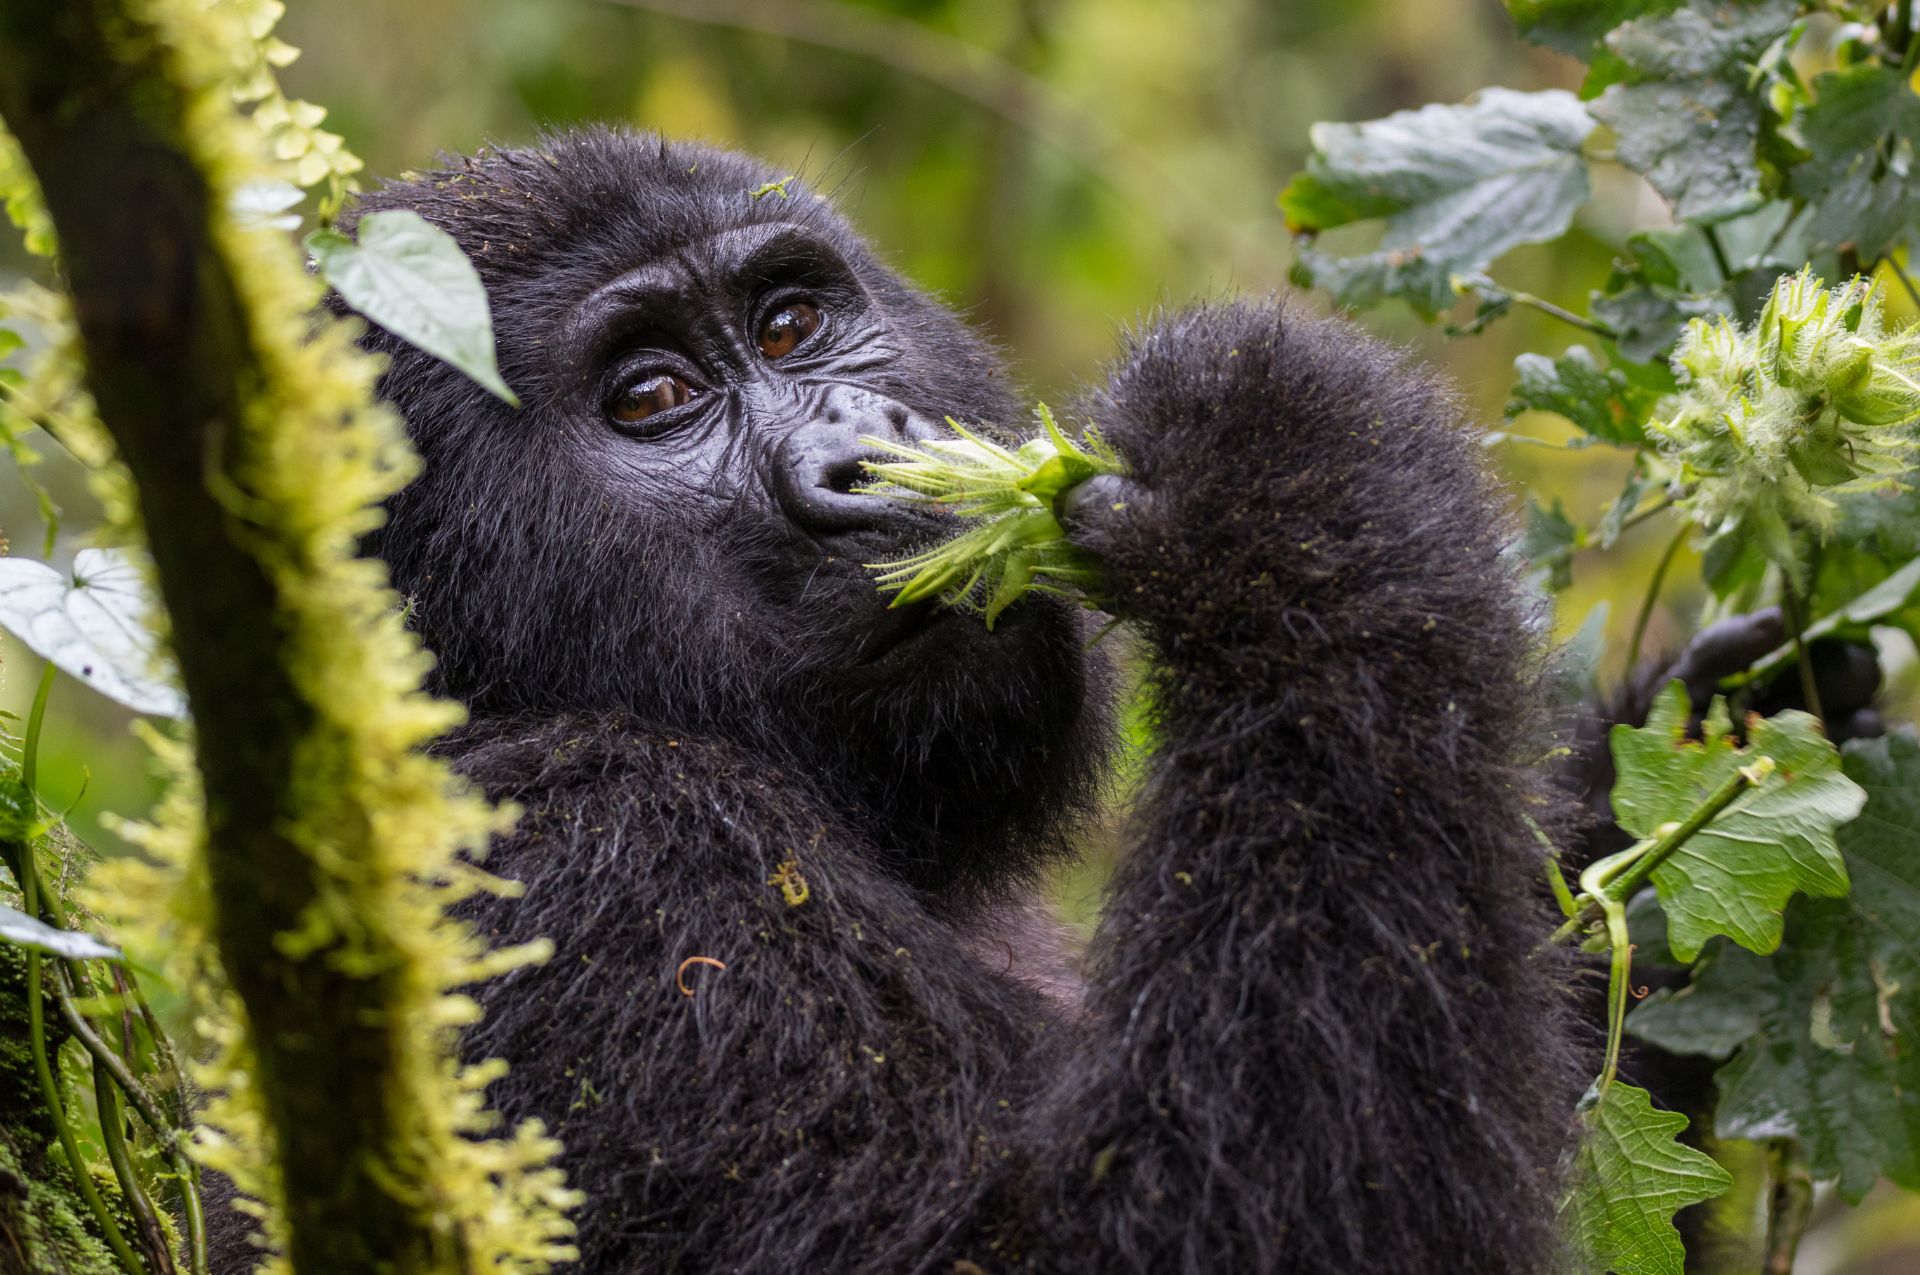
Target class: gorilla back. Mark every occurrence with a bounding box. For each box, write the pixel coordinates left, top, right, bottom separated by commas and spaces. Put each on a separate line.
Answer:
286, 129, 1581, 1274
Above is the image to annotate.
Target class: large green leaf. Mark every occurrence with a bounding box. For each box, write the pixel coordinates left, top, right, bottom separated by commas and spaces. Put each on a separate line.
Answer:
1562, 1081, 1733, 1275
1609, 685, 1862, 960
1588, 0, 1798, 223
1507, 346, 1657, 446
1631, 734, 1920, 1200
1791, 65, 1920, 258
308, 209, 519, 406
1280, 88, 1595, 314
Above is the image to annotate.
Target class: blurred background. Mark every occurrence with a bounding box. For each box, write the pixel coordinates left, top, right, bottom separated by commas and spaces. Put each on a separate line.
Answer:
2, 0, 1917, 1267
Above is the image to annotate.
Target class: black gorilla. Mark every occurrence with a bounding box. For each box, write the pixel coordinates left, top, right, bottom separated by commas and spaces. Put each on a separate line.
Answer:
289, 129, 1582, 1273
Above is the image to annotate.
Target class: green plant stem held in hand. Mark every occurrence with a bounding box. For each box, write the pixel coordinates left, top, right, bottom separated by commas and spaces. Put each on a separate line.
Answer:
857, 404, 1126, 627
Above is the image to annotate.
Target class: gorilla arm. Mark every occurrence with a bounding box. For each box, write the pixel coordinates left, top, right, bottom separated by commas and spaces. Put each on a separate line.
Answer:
1019, 302, 1583, 1274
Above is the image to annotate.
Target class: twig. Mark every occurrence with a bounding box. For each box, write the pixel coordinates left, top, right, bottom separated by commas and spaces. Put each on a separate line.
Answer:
1779, 574, 1825, 730
1763, 1138, 1813, 1275
1507, 289, 1617, 338
1625, 524, 1688, 678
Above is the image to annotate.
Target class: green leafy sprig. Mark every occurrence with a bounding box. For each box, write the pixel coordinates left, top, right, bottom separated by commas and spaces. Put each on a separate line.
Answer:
1650, 270, 1920, 574
857, 405, 1126, 627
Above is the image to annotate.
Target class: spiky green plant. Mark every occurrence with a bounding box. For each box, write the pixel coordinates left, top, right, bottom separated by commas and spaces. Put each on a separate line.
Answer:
1649, 269, 1920, 571
858, 404, 1126, 627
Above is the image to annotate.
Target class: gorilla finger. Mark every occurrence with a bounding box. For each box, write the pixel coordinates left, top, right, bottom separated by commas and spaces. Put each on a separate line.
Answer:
1055, 473, 1142, 549
1663, 607, 1785, 701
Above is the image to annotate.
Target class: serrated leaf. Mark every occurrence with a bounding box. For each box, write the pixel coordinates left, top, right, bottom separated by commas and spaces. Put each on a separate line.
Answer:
0, 548, 185, 717
1631, 733, 1920, 1199
1523, 496, 1581, 592
0, 902, 120, 961
1504, 0, 1685, 57
1562, 1081, 1732, 1275
1790, 65, 1920, 258
1590, 285, 1728, 364
1507, 346, 1656, 446
308, 209, 519, 406
1609, 684, 1862, 960
1281, 88, 1595, 315
1588, 0, 1798, 224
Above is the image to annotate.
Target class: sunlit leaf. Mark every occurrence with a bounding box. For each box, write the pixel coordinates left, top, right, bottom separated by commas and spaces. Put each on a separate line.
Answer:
1609, 684, 1862, 960
0, 548, 186, 717
1562, 1081, 1732, 1274
307, 209, 519, 406
1632, 734, 1920, 1199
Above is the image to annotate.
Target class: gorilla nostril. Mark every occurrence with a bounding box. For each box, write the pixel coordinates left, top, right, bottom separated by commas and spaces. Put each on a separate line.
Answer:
884, 404, 909, 434
824, 406, 844, 424
821, 456, 866, 496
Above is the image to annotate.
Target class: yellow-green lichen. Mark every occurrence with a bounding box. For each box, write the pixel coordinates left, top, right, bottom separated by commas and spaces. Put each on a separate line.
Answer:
2, 0, 584, 1270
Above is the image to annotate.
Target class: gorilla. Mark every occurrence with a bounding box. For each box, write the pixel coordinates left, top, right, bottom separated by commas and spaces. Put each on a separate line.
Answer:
279, 129, 1583, 1273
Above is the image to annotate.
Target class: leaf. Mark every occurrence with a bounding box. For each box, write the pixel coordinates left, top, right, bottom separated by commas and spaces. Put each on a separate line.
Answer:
1609, 684, 1863, 960
307, 210, 519, 406
1790, 65, 1920, 259
1590, 284, 1727, 363
1631, 734, 1920, 1200
0, 548, 187, 717
1522, 496, 1581, 592
1504, 0, 1683, 57
230, 179, 304, 232
1588, 0, 1799, 224
1507, 346, 1656, 446
0, 902, 121, 961
1280, 88, 1595, 315
1562, 1081, 1732, 1275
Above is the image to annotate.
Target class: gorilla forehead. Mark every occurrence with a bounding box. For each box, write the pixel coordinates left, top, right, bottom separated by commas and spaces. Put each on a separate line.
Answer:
353, 130, 856, 293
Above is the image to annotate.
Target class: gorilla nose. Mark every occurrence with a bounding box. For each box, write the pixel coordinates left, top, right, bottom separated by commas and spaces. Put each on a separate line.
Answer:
773, 389, 932, 537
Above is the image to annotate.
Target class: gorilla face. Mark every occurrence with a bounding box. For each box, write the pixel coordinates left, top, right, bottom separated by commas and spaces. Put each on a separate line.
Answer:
349, 131, 1106, 889
551, 217, 1036, 685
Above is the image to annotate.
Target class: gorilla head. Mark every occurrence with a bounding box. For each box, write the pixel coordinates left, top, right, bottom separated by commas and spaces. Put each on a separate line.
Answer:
344, 130, 1109, 896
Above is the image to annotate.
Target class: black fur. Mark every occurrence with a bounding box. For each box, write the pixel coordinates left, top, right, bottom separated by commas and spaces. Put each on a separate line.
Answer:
229, 128, 1583, 1273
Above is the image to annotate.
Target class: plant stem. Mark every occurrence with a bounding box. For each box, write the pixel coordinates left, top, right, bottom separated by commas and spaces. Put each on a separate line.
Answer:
1887, 253, 1920, 312
1779, 575, 1825, 730
23, 659, 55, 800
1549, 763, 1762, 945
1763, 1138, 1813, 1275
1509, 289, 1616, 338
93, 1051, 176, 1274
1625, 525, 1688, 678
17, 843, 146, 1274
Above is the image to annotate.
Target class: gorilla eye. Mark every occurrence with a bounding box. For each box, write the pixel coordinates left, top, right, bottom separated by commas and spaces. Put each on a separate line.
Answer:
758, 301, 822, 360
610, 373, 694, 425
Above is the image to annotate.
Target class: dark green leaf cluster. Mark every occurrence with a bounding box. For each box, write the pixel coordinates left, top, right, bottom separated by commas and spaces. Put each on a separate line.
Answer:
1283, 3, 1920, 1271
